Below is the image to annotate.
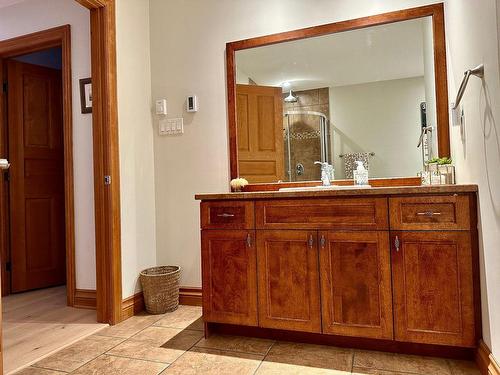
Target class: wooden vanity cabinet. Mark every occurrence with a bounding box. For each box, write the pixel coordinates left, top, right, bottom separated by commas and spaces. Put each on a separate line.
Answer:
201, 229, 258, 326
389, 194, 477, 348
319, 231, 393, 340
198, 188, 479, 353
256, 230, 321, 333
391, 231, 476, 347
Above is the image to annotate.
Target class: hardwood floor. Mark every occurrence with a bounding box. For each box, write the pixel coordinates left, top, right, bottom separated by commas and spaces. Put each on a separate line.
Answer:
2, 286, 107, 374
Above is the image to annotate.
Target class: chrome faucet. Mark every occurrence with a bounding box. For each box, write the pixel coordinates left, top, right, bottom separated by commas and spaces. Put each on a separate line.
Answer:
314, 161, 334, 186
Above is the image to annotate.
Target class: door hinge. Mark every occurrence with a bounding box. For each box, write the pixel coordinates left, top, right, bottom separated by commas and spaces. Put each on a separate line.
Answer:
104, 175, 111, 185
2, 81, 7, 93
6, 262, 11, 272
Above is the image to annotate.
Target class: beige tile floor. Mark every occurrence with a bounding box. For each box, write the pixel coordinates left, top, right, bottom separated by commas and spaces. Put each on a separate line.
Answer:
14, 305, 481, 375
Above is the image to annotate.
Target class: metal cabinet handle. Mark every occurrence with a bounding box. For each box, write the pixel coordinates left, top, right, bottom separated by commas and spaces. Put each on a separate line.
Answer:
394, 236, 400, 252
417, 211, 442, 217
217, 213, 235, 218
320, 235, 326, 248
308, 235, 314, 248
246, 233, 252, 248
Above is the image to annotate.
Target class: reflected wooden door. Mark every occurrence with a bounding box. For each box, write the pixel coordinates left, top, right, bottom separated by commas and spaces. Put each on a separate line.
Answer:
392, 231, 476, 347
236, 84, 284, 183
7, 60, 66, 292
256, 230, 321, 333
319, 231, 393, 339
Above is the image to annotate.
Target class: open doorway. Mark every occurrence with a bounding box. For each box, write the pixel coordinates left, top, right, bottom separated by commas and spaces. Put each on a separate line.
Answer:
4, 48, 67, 295
0, 26, 77, 310
0, 31, 107, 374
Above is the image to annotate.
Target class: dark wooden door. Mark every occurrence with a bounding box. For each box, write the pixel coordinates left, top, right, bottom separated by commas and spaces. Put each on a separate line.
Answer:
392, 231, 476, 347
256, 230, 321, 333
319, 231, 393, 339
0, 58, 10, 297
7, 60, 65, 293
201, 230, 258, 326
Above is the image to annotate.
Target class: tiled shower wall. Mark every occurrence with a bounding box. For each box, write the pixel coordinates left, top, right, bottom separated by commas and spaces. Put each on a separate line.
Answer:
283, 87, 330, 181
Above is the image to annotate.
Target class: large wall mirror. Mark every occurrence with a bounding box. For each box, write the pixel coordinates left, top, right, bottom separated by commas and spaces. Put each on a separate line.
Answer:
226, 4, 449, 186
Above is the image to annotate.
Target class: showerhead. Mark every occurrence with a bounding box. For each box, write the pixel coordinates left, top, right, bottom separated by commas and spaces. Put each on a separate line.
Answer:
284, 90, 298, 103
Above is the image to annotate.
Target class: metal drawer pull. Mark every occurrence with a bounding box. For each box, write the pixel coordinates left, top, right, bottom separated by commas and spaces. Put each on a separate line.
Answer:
246, 233, 252, 247
395, 236, 400, 252
416, 211, 442, 217
217, 213, 235, 218
308, 235, 314, 248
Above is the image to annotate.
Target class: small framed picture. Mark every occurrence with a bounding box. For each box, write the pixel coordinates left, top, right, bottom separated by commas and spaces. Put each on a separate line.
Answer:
79, 78, 92, 114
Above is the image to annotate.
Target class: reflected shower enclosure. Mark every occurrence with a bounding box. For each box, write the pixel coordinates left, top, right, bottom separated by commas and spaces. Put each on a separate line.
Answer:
284, 111, 330, 182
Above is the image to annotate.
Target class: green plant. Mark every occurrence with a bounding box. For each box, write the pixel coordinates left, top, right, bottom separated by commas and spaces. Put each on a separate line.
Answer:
427, 157, 452, 165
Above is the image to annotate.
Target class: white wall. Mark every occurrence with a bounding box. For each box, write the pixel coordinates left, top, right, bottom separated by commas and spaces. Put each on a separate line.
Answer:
330, 77, 425, 179
0, 0, 96, 289
116, 0, 157, 299
445, 0, 500, 358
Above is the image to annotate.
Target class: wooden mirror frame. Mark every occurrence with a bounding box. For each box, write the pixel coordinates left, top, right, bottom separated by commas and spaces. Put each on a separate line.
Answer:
226, 3, 449, 190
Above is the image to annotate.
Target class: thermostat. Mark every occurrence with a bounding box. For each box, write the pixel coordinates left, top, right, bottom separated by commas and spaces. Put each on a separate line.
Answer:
186, 95, 198, 112
155, 99, 167, 115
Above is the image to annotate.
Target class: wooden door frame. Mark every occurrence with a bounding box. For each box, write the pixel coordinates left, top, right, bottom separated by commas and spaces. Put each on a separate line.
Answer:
0, 0, 122, 325
0, 27, 75, 300
75, 0, 122, 325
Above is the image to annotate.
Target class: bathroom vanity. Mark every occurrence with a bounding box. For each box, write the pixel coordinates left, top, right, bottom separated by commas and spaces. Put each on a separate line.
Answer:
196, 185, 481, 355
196, 2, 482, 357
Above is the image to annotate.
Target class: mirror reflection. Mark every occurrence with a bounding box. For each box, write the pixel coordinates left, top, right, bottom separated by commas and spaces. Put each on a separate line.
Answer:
235, 17, 438, 183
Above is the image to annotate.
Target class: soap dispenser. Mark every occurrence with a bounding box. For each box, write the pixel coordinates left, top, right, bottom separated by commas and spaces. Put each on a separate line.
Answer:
353, 161, 369, 186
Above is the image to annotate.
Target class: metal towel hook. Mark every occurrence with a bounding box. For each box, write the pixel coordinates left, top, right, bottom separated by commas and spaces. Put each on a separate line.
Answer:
452, 64, 484, 110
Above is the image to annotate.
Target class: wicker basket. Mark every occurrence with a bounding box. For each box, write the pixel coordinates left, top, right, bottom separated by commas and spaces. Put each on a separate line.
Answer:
139, 266, 181, 314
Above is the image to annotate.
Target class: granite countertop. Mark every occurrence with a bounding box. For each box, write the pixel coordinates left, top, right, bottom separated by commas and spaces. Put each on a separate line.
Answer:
195, 184, 478, 201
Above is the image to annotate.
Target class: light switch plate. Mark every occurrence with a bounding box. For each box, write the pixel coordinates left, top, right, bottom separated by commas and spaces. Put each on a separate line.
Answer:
159, 117, 183, 135
155, 99, 167, 115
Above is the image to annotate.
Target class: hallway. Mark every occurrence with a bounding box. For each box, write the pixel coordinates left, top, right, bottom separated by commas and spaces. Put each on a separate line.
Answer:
3, 286, 107, 374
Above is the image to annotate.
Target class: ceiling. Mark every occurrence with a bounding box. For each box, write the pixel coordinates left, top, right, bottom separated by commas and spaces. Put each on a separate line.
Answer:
236, 17, 431, 91
0, 0, 25, 8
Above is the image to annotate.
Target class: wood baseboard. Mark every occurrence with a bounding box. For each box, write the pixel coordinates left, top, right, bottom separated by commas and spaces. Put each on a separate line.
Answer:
121, 292, 144, 321
120, 287, 202, 321
74, 289, 97, 310
477, 340, 500, 375
179, 287, 202, 307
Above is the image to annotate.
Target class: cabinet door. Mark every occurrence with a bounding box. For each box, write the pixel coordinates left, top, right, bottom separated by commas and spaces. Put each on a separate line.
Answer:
202, 230, 258, 326
319, 231, 393, 339
256, 230, 321, 333
392, 231, 476, 347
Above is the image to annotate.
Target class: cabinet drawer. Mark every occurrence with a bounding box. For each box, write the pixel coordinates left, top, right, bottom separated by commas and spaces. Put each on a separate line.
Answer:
201, 201, 254, 229
256, 198, 388, 230
389, 195, 470, 231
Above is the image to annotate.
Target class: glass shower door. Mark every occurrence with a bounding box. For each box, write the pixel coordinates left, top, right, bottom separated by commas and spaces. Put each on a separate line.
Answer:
284, 111, 330, 182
